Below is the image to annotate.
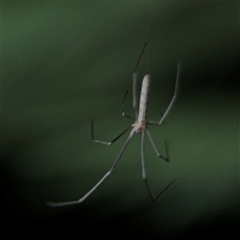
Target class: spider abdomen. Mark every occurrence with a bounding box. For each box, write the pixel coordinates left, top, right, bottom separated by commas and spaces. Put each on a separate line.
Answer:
137, 74, 151, 124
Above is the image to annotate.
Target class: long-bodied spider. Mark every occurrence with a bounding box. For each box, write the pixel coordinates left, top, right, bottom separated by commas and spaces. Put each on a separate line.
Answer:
47, 42, 180, 207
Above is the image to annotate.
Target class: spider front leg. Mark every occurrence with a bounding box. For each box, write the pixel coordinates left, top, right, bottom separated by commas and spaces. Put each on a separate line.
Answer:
148, 63, 181, 126
121, 91, 134, 120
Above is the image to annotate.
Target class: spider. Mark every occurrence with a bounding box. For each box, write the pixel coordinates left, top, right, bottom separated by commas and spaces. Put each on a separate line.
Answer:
47, 42, 180, 207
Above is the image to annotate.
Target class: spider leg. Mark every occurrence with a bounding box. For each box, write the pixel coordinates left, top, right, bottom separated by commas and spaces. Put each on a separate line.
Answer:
158, 63, 181, 125
141, 132, 175, 202
146, 129, 169, 162
46, 129, 135, 207
91, 118, 131, 145
121, 91, 134, 120
148, 63, 180, 125
148, 111, 165, 125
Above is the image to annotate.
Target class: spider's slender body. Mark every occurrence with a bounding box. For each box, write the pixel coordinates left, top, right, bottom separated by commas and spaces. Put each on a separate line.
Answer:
46, 42, 180, 207
133, 74, 151, 133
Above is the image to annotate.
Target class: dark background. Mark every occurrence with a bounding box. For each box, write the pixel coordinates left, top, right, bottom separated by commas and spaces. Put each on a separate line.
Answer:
1, 1, 239, 238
